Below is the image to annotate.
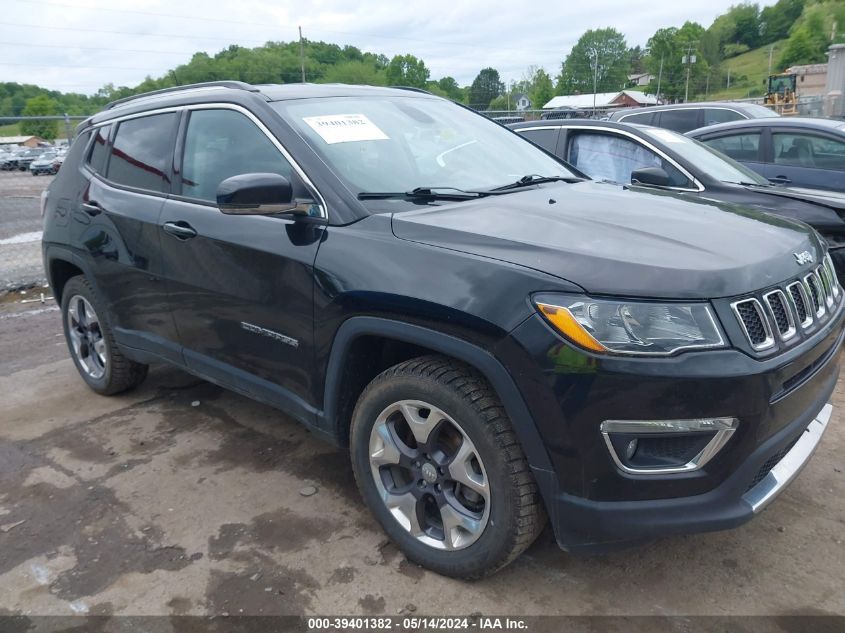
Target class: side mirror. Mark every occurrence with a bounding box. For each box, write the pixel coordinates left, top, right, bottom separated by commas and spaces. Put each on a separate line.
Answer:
631, 167, 671, 188
216, 173, 308, 216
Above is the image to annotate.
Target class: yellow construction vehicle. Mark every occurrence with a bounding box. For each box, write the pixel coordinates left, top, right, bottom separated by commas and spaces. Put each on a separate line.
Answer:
764, 73, 798, 115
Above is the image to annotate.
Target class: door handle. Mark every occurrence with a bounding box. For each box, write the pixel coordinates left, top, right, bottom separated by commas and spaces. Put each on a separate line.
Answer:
769, 176, 791, 185
162, 221, 198, 240
81, 200, 102, 216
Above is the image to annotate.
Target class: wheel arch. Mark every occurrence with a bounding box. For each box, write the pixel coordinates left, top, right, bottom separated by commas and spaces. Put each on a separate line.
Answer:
319, 316, 554, 473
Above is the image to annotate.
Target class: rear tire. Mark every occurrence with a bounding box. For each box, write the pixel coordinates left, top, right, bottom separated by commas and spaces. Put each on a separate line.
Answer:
350, 355, 546, 578
61, 275, 148, 395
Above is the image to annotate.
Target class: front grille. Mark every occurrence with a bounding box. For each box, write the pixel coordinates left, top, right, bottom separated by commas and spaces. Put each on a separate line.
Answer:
732, 299, 771, 349
731, 264, 842, 352
746, 434, 802, 491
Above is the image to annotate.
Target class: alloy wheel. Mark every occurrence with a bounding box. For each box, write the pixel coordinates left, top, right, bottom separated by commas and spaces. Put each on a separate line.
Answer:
368, 400, 490, 550
66, 294, 107, 380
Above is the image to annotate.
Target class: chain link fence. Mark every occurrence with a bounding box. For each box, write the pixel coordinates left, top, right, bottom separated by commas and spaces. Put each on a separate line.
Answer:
0, 170, 49, 293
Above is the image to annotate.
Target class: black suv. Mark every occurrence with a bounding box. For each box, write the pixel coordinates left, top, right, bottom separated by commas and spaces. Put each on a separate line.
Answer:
43, 82, 843, 578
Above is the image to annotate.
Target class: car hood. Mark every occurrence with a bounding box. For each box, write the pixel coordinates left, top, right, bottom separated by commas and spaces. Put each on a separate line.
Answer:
391, 181, 823, 299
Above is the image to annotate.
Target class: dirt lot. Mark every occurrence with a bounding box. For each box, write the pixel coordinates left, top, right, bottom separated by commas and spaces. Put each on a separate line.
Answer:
0, 171, 52, 291
1, 296, 844, 620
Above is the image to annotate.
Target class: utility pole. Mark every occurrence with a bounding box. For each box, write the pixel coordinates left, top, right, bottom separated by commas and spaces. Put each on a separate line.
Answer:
591, 49, 599, 117
63, 113, 72, 142
768, 44, 774, 76
682, 43, 696, 102
656, 54, 664, 103
727, 67, 731, 89
299, 26, 306, 82
705, 72, 710, 98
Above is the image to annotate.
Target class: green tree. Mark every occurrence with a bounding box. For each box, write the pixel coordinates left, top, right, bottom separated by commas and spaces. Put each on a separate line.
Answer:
760, 0, 805, 44
435, 76, 463, 101
20, 95, 58, 139
555, 28, 630, 95
645, 22, 709, 101
778, 26, 821, 67
530, 69, 555, 109
385, 54, 429, 88
468, 67, 503, 109
320, 60, 386, 85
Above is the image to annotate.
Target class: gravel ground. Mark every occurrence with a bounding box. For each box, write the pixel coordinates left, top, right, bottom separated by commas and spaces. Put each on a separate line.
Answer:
1, 296, 844, 623
0, 171, 51, 292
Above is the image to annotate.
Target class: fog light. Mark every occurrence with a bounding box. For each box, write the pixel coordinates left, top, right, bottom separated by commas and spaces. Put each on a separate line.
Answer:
600, 417, 738, 475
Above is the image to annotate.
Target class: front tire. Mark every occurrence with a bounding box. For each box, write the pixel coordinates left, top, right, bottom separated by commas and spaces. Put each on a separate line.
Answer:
61, 276, 148, 395
350, 355, 546, 578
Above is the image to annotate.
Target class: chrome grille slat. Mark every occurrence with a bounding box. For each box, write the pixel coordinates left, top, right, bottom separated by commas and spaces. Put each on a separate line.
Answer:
824, 254, 840, 299
731, 298, 774, 351
787, 281, 813, 329
804, 272, 825, 318
763, 290, 796, 341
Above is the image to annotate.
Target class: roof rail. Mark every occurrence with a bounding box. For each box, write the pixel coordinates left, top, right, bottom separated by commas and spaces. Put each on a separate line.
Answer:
389, 86, 435, 96
104, 81, 261, 110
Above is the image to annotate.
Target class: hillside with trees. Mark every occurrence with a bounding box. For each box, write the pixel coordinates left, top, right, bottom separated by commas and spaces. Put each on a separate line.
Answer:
2, 0, 844, 129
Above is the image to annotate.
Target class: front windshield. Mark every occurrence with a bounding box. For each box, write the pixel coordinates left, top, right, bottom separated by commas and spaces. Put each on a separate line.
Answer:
643, 127, 769, 185
273, 96, 576, 194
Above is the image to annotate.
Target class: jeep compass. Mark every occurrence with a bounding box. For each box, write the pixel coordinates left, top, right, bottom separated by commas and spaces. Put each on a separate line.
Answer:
42, 82, 843, 578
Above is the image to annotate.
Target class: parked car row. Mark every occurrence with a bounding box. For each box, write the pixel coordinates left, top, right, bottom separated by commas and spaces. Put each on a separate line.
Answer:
0, 144, 67, 174
511, 110, 845, 278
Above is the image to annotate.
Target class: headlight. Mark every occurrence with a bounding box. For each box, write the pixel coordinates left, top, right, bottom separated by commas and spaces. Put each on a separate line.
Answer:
535, 295, 726, 356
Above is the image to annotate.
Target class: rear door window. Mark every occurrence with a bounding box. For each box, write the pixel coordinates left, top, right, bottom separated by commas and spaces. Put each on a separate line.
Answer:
656, 109, 701, 133
772, 132, 845, 170
106, 113, 177, 193
701, 133, 761, 162
516, 128, 560, 154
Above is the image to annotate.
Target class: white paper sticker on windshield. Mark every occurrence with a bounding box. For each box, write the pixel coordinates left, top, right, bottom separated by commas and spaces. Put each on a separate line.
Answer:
648, 129, 686, 144
303, 114, 389, 144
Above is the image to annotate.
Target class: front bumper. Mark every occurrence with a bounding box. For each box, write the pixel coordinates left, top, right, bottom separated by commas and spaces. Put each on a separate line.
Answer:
499, 294, 844, 551
546, 399, 832, 552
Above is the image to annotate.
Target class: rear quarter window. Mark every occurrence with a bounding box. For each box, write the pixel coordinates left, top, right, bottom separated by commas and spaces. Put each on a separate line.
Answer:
86, 124, 111, 174
618, 111, 654, 125
516, 128, 559, 154
106, 113, 177, 193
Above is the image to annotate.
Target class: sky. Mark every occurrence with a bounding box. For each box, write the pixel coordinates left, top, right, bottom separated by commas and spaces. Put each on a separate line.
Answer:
2, 0, 779, 95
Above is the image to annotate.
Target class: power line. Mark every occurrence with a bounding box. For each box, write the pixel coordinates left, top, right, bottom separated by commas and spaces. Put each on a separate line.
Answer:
0, 40, 198, 56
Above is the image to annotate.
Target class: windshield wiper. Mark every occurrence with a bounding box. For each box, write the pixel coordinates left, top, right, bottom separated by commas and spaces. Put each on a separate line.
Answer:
488, 174, 584, 192
357, 186, 488, 201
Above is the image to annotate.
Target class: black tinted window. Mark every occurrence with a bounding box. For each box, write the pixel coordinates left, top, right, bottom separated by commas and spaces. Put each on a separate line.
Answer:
517, 128, 559, 154
703, 108, 744, 126
657, 109, 700, 133
702, 133, 761, 162
107, 113, 176, 192
181, 109, 293, 202
87, 124, 111, 174
619, 112, 654, 125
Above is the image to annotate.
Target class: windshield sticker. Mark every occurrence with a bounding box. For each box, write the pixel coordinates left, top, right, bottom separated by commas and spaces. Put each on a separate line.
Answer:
303, 114, 389, 144
648, 129, 686, 144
